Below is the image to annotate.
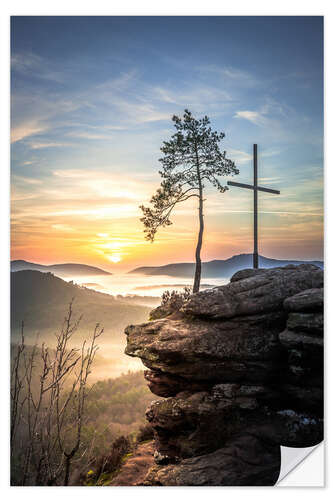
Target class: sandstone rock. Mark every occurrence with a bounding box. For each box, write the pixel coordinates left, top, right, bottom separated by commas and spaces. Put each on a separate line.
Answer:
272, 409, 323, 447
278, 385, 323, 415
284, 363, 322, 387
144, 369, 211, 397
284, 288, 323, 312
242, 408, 323, 448
125, 311, 285, 383
279, 311, 323, 388
145, 385, 323, 462
287, 312, 323, 335
182, 264, 323, 319
143, 434, 281, 486
280, 329, 323, 351
145, 388, 263, 461
230, 267, 270, 282
149, 301, 182, 321
124, 264, 324, 486
212, 382, 270, 399
279, 331, 323, 384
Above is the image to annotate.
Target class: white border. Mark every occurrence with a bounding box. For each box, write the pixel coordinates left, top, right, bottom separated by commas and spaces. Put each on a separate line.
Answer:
1, 1, 331, 497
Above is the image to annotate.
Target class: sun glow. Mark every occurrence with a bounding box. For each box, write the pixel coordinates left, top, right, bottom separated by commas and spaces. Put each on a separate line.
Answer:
108, 253, 122, 263
92, 235, 151, 266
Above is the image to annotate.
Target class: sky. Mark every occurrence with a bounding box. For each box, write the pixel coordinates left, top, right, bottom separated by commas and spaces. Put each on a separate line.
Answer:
10, 16, 323, 271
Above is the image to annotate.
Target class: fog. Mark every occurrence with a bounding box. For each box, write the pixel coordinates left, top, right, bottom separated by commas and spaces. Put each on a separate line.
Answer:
64, 272, 228, 297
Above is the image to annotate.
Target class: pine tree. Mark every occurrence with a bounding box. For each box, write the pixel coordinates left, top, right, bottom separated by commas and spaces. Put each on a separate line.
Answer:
140, 109, 239, 293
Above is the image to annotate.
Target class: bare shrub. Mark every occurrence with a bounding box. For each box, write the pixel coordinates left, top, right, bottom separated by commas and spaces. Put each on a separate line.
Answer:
10, 300, 103, 486
150, 287, 192, 320
92, 435, 132, 483
136, 423, 154, 443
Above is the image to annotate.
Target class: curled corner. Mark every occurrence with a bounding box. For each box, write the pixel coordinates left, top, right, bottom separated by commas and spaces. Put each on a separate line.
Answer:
277, 442, 324, 486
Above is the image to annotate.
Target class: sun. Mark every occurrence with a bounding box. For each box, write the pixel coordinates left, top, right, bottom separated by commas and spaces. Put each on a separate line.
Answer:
108, 254, 122, 263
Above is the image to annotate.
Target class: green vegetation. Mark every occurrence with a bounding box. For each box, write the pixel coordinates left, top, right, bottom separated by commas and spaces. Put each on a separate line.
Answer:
150, 287, 192, 320
82, 425, 154, 486
78, 371, 155, 459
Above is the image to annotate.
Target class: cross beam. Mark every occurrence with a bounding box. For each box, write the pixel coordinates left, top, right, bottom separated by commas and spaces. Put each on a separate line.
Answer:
227, 144, 280, 269
227, 181, 280, 196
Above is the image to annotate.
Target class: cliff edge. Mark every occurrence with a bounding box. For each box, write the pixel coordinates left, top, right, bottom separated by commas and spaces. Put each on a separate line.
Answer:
125, 264, 324, 486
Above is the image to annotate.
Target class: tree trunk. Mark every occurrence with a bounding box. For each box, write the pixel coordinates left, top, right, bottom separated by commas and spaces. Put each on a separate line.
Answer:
35, 457, 43, 485
193, 148, 204, 293
64, 455, 71, 486
193, 194, 204, 293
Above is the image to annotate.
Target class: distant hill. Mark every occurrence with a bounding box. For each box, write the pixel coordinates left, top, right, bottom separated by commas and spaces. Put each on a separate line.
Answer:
11, 270, 152, 343
129, 254, 324, 279
11, 260, 111, 277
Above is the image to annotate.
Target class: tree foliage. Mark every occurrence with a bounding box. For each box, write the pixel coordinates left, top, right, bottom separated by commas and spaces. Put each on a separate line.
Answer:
140, 109, 239, 292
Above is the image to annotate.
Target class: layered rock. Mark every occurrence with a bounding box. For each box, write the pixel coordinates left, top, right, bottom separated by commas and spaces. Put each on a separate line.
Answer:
125, 311, 285, 383
279, 286, 324, 413
125, 264, 324, 486
183, 264, 323, 319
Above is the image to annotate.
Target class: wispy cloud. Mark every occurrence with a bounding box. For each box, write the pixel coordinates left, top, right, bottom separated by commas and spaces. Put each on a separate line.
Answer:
11, 89, 87, 145
234, 110, 268, 126
51, 169, 155, 202
67, 131, 111, 140
96, 70, 138, 92
233, 97, 299, 133
12, 175, 42, 185
28, 141, 76, 150
51, 224, 74, 232
11, 52, 65, 83
196, 64, 261, 89
228, 148, 252, 164
11, 120, 49, 143
150, 84, 233, 110
259, 177, 281, 185
228, 148, 281, 165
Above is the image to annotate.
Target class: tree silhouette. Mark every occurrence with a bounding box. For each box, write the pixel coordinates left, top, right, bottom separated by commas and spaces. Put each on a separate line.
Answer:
140, 109, 239, 292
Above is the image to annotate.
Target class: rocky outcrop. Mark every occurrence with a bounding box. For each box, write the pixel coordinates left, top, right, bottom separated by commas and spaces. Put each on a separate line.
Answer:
283, 288, 323, 312
183, 264, 323, 319
125, 264, 324, 486
125, 312, 285, 383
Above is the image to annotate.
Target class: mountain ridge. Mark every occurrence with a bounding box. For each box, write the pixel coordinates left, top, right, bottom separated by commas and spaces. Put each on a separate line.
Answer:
11, 259, 112, 277
129, 253, 323, 278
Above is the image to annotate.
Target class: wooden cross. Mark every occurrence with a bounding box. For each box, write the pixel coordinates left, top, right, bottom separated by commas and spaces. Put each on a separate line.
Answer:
227, 144, 280, 269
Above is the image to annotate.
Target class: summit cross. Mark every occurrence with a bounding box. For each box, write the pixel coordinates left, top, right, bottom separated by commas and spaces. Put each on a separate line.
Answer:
227, 144, 280, 269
